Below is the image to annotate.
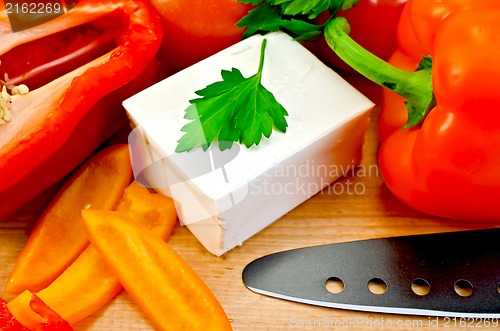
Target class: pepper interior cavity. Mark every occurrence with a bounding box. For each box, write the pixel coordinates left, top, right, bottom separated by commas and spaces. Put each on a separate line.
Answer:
0, 13, 126, 91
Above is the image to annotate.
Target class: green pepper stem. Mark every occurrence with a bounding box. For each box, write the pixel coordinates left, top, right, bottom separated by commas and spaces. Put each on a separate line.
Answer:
325, 17, 436, 127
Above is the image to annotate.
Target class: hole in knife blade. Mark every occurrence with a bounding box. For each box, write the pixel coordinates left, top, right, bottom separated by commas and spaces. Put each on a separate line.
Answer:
411, 278, 431, 296
454, 279, 473, 297
368, 278, 387, 295
325, 277, 345, 294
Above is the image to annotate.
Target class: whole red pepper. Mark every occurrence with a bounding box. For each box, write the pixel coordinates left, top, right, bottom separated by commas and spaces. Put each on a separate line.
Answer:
325, 1, 500, 221
0, 0, 163, 220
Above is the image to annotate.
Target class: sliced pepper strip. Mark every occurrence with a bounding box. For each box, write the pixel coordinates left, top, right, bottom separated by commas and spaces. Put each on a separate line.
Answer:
5, 144, 132, 294
0, 0, 163, 220
7, 182, 178, 328
82, 209, 233, 331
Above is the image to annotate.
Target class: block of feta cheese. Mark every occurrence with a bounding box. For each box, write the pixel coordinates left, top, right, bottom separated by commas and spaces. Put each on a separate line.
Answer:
123, 32, 374, 256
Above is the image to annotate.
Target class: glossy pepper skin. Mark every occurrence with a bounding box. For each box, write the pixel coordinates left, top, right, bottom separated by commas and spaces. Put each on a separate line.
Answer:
0, 0, 163, 221
379, 0, 500, 140
7, 181, 178, 328
82, 210, 232, 331
6, 145, 133, 294
325, 2, 500, 221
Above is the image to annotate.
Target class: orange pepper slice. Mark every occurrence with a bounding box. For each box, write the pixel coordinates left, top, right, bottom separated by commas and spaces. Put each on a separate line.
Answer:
5, 144, 132, 294
81, 209, 233, 331
8, 182, 178, 328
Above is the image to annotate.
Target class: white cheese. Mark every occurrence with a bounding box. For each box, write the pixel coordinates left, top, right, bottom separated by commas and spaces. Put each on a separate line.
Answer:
123, 32, 374, 256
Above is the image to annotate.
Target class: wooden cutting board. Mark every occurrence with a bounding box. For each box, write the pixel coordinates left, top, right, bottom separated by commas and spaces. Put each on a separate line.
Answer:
1, 74, 497, 331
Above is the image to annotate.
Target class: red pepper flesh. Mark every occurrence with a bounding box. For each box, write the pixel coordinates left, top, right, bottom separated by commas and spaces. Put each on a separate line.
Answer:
1, 296, 73, 331
29, 295, 73, 331
1, 297, 29, 330
0, 0, 163, 220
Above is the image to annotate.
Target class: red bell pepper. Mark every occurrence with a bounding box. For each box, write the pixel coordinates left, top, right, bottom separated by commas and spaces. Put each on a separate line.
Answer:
379, 0, 500, 140
1, 296, 72, 331
0, 0, 163, 221
314, 0, 407, 72
325, 1, 500, 221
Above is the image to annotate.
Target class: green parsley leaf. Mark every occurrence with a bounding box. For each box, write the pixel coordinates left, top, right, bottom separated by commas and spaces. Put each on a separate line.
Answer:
270, 0, 343, 19
238, 0, 264, 4
341, 0, 359, 11
176, 39, 288, 153
237, 1, 325, 40
237, 2, 283, 39
237, 0, 359, 40
280, 18, 324, 40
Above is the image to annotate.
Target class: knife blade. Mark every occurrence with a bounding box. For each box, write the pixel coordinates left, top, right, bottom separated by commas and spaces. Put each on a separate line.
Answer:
242, 228, 500, 317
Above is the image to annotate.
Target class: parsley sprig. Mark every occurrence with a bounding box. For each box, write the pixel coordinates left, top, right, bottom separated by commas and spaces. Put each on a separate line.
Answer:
176, 0, 361, 153
176, 39, 288, 153
236, 0, 359, 40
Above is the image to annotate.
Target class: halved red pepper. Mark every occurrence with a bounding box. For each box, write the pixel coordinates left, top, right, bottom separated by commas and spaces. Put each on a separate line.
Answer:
325, 2, 500, 221
0, 0, 163, 220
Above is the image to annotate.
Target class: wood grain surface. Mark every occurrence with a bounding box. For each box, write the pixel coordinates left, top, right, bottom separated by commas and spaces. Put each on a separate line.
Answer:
1, 74, 498, 330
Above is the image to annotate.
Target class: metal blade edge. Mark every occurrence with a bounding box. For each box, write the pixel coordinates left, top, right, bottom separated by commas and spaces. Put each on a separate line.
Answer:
245, 285, 500, 319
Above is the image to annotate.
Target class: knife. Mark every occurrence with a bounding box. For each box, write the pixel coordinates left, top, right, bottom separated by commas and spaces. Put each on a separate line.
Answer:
242, 228, 500, 318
